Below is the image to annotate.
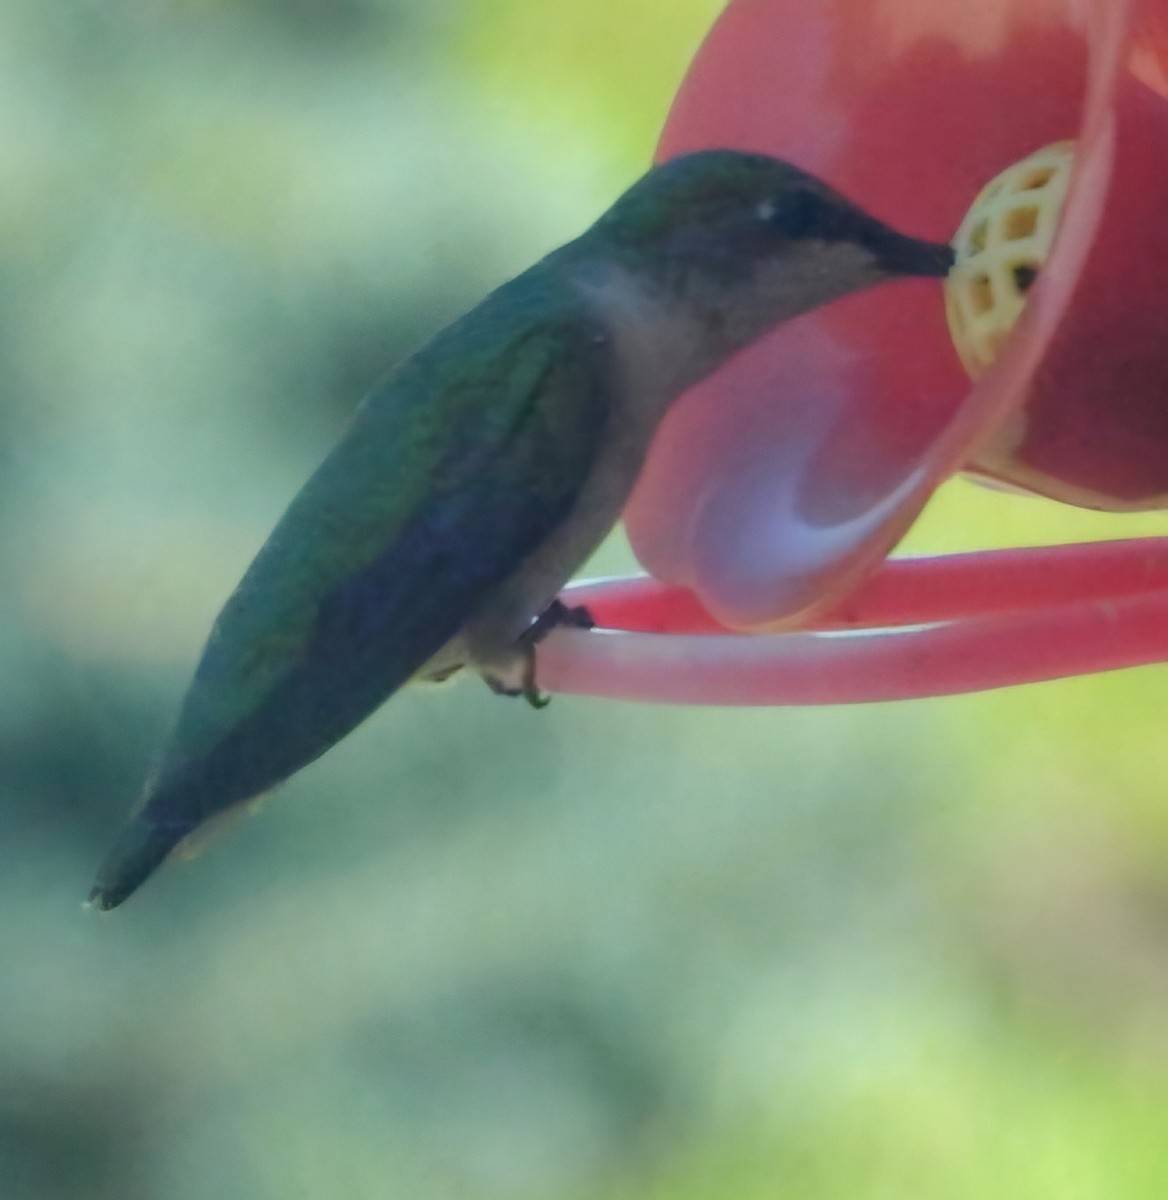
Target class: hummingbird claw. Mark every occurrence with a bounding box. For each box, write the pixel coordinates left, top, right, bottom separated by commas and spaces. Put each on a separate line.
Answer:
481, 644, 552, 708
529, 599, 597, 639
479, 598, 595, 708
514, 597, 595, 706
520, 644, 552, 709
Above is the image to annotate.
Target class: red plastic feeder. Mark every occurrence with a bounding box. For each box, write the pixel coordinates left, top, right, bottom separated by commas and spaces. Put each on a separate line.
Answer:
541, 0, 1168, 704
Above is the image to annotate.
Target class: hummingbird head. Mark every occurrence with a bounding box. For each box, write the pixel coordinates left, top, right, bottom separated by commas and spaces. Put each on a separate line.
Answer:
589, 150, 952, 345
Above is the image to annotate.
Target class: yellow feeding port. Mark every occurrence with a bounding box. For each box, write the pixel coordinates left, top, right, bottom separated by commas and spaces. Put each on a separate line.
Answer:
945, 140, 1075, 378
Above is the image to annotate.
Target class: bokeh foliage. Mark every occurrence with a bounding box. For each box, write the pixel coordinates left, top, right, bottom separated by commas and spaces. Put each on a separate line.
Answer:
5, 1, 1168, 1197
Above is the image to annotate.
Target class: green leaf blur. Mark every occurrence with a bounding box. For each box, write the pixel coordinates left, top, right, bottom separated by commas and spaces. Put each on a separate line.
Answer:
5, 1, 1168, 1197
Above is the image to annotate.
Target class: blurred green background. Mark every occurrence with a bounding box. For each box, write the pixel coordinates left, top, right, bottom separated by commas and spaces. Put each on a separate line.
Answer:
6, 2, 1168, 1197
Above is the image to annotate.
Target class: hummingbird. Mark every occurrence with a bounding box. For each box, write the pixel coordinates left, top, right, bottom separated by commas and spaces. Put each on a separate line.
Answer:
88, 150, 953, 910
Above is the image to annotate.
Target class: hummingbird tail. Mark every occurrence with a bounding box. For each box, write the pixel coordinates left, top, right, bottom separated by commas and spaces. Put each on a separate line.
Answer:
86, 818, 188, 911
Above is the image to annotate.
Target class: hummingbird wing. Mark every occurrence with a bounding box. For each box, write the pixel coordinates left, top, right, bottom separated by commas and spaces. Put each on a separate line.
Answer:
91, 280, 614, 907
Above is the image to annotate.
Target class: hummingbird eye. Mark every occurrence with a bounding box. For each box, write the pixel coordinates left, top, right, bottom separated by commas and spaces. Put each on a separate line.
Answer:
757, 188, 826, 239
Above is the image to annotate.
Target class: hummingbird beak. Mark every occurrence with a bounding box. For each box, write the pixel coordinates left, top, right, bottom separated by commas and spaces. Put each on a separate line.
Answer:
871, 226, 955, 278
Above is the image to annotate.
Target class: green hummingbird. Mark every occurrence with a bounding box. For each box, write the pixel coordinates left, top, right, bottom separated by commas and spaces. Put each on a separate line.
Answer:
88, 150, 952, 910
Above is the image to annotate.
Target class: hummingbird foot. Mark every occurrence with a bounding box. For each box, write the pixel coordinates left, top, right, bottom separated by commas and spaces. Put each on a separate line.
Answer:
480, 648, 550, 709
477, 598, 596, 707
520, 643, 552, 710
520, 598, 595, 706
528, 598, 596, 638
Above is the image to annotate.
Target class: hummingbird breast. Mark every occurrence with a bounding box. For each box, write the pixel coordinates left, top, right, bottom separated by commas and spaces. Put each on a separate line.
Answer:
431, 262, 700, 679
